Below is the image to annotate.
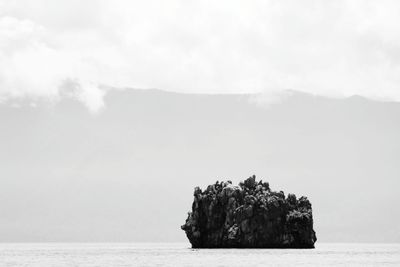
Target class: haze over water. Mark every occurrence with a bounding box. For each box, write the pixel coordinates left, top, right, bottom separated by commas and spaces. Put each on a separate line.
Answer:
1, 243, 399, 267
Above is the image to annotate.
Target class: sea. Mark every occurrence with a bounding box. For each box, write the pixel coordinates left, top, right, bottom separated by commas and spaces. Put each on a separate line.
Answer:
0, 243, 399, 266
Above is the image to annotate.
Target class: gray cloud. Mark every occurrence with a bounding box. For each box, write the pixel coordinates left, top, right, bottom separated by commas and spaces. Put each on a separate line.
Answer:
1, 0, 400, 111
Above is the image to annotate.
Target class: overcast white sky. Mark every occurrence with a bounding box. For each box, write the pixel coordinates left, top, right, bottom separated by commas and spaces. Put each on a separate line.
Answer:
1, 0, 400, 112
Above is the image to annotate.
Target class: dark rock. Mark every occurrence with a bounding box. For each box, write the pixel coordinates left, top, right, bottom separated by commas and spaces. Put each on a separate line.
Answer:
181, 175, 317, 248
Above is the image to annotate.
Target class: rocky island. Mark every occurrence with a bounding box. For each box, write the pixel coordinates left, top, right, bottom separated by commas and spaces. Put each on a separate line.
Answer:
182, 175, 317, 248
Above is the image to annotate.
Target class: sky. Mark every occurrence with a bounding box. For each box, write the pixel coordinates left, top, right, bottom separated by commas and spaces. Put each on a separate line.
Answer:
1, 0, 400, 112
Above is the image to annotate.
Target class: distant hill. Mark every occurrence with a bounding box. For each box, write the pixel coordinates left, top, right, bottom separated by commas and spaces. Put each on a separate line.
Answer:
0, 89, 399, 242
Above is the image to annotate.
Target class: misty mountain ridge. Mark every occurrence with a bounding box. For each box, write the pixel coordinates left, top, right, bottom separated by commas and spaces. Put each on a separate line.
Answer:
0, 89, 399, 242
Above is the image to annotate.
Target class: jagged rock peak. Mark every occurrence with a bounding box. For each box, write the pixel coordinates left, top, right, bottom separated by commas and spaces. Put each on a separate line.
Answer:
182, 175, 317, 248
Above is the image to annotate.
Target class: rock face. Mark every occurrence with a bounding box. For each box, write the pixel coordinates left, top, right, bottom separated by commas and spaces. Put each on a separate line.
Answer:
181, 175, 317, 248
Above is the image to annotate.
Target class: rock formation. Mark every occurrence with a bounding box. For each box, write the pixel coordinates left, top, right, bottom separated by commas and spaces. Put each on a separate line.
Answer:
181, 175, 317, 248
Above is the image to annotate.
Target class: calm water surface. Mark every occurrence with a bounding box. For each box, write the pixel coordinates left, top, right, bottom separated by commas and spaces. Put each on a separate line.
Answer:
0, 243, 399, 266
